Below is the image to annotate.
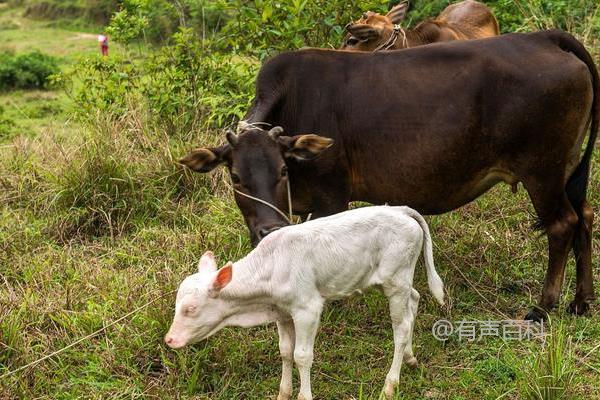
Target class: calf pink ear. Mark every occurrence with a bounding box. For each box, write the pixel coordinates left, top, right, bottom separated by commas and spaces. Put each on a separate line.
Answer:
212, 262, 233, 292
198, 251, 217, 272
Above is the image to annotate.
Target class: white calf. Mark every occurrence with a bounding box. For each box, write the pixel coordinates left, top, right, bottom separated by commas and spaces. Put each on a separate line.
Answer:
165, 206, 444, 399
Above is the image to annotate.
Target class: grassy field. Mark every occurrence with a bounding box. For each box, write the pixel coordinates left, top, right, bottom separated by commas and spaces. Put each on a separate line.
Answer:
1, 3, 600, 400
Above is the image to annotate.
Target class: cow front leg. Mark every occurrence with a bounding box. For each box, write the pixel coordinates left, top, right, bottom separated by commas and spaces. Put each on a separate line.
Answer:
277, 319, 295, 400
292, 306, 322, 400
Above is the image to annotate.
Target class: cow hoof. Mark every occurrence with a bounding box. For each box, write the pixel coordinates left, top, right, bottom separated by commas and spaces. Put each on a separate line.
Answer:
567, 300, 590, 316
405, 356, 418, 369
524, 307, 548, 322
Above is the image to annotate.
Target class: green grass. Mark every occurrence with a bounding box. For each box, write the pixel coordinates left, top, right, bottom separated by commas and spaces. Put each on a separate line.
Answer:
1, 2, 600, 399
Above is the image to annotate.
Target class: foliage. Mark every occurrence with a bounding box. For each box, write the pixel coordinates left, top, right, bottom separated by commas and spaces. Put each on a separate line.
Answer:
515, 322, 576, 400
58, 28, 256, 133
0, 104, 16, 138
105, 7, 149, 45
0, 51, 59, 91
1, 1, 600, 399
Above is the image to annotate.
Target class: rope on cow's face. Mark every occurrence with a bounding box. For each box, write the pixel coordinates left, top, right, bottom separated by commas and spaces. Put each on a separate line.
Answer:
374, 24, 407, 51
231, 177, 295, 225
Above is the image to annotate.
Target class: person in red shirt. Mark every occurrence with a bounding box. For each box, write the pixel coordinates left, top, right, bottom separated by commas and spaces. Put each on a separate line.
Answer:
98, 34, 109, 56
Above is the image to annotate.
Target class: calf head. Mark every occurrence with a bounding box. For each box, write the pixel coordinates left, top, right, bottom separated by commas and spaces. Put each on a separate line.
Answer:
341, 1, 409, 51
164, 251, 234, 349
179, 126, 333, 246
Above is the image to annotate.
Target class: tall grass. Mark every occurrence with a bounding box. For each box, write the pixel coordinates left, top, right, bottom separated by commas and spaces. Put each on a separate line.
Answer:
515, 322, 576, 400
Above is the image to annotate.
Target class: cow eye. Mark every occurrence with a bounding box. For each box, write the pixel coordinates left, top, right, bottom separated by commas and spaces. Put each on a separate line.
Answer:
346, 37, 359, 46
231, 173, 240, 184
280, 166, 288, 178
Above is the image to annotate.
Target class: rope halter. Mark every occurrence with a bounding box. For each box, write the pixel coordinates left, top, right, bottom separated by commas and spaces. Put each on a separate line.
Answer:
373, 24, 407, 52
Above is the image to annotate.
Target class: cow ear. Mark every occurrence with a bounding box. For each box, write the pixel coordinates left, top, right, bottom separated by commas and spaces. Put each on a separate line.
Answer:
198, 251, 217, 273
346, 23, 380, 41
209, 262, 233, 296
387, 1, 409, 24
280, 134, 334, 161
179, 145, 230, 173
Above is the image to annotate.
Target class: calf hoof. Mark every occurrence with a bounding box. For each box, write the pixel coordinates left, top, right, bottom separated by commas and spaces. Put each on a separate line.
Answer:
277, 392, 291, 400
405, 356, 418, 369
524, 307, 548, 322
567, 300, 590, 316
384, 379, 398, 399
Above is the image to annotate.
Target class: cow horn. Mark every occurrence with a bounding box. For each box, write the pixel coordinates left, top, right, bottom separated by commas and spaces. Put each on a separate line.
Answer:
226, 129, 238, 147
268, 126, 284, 141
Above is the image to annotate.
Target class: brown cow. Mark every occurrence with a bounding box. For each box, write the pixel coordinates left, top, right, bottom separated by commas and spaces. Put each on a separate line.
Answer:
341, 0, 499, 51
180, 31, 598, 322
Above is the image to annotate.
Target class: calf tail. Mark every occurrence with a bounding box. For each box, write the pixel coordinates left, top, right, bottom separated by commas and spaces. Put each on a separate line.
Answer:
405, 208, 445, 305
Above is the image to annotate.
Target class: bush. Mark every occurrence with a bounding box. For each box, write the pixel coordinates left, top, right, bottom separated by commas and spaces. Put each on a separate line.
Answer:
59, 28, 256, 133
0, 51, 60, 91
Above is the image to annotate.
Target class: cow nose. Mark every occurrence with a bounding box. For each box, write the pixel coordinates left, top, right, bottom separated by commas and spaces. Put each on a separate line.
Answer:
258, 226, 282, 240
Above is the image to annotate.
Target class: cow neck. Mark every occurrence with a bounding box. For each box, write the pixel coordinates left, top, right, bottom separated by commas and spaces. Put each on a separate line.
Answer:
374, 24, 407, 51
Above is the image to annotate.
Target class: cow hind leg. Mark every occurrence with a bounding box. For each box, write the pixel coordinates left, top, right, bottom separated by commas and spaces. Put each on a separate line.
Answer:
569, 200, 595, 315
523, 182, 579, 321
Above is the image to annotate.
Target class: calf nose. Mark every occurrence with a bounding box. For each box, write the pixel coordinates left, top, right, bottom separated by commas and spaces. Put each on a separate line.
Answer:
165, 336, 174, 346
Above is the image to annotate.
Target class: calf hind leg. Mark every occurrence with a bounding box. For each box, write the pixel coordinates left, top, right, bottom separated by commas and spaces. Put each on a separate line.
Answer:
569, 200, 595, 315
403, 288, 420, 368
277, 319, 295, 400
383, 285, 413, 399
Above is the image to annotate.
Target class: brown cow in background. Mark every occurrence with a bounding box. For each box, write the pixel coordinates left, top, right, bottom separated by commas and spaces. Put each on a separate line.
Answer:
341, 0, 499, 51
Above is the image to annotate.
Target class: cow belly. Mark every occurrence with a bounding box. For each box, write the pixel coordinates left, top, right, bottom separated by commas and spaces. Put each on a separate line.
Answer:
354, 166, 519, 215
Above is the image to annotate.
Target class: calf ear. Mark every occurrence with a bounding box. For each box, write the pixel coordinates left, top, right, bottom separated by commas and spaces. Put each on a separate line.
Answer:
198, 251, 217, 273
179, 145, 230, 173
387, 1, 409, 24
209, 262, 233, 297
346, 23, 380, 41
280, 134, 334, 161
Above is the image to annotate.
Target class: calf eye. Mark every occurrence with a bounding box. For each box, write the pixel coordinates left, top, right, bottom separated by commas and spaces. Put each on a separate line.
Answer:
231, 173, 241, 184
280, 166, 288, 178
183, 305, 197, 316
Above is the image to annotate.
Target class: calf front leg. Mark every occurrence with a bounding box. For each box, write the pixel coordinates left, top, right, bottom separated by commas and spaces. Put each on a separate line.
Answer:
292, 306, 323, 400
277, 319, 295, 400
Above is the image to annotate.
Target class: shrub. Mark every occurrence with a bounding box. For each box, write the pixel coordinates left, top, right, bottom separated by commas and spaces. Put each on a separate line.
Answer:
0, 51, 60, 91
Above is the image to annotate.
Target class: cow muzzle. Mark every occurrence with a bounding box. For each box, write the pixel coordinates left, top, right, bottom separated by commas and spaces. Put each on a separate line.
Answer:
257, 225, 285, 241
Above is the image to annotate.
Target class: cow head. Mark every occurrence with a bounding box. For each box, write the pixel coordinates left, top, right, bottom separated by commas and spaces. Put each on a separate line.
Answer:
179, 126, 333, 246
340, 1, 409, 51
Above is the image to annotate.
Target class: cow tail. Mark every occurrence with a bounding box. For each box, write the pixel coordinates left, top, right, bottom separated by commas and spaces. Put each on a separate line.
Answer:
405, 208, 445, 306
551, 31, 599, 213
